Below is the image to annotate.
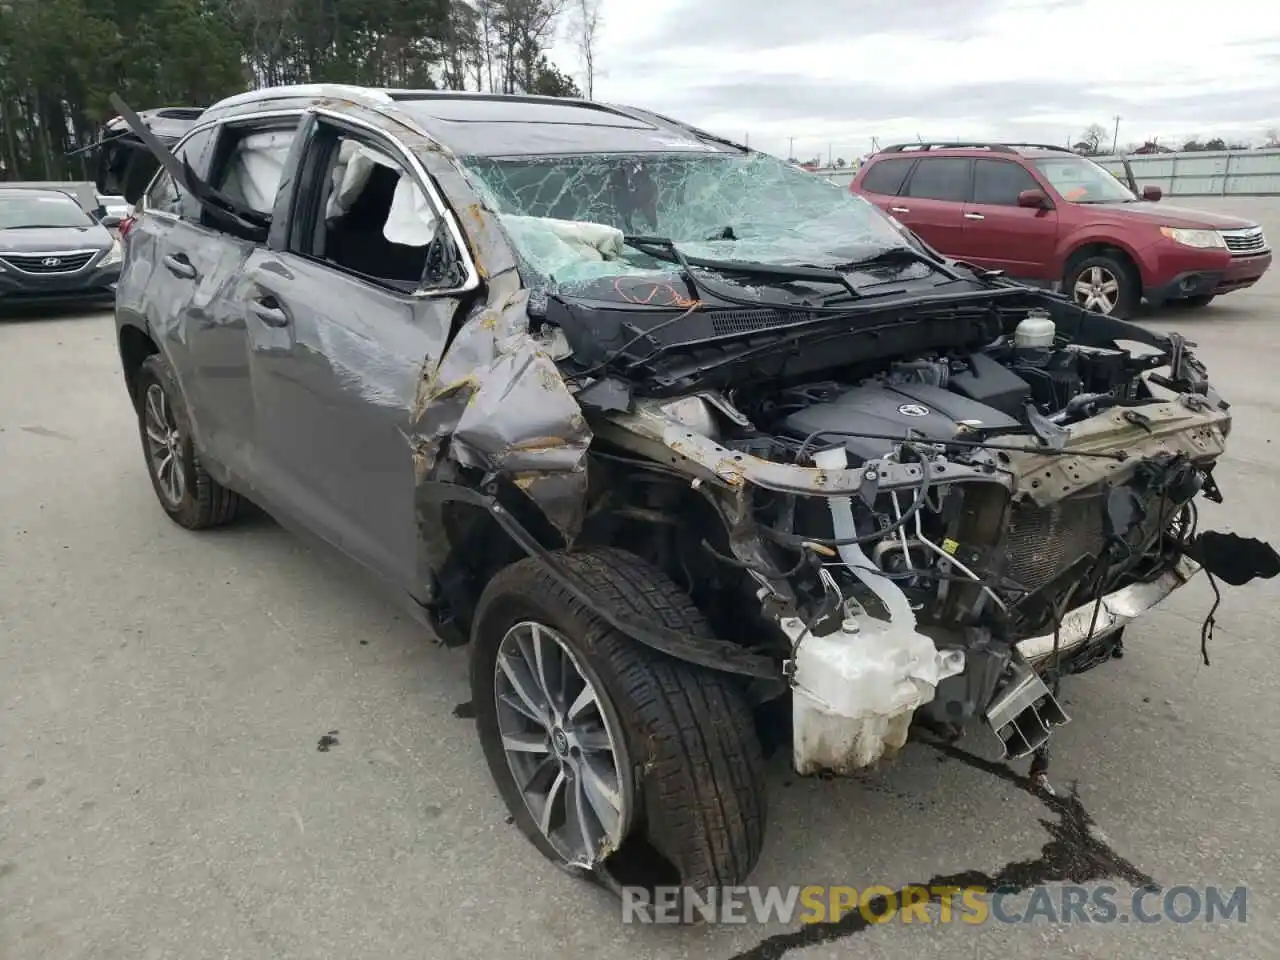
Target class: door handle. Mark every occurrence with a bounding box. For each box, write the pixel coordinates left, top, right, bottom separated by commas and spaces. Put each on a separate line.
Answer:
162, 253, 196, 279
964, 213, 985, 220
890, 206, 910, 213
249, 296, 290, 327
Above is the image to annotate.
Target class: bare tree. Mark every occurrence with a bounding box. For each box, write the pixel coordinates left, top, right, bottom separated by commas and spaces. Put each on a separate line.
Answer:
1264, 127, 1280, 148
572, 0, 602, 99
1078, 123, 1107, 155
475, 0, 499, 92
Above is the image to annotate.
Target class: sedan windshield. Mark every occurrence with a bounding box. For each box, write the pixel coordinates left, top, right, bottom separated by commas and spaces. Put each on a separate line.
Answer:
460, 151, 907, 288
0, 194, 94, 229
1033, 156, 1137, 203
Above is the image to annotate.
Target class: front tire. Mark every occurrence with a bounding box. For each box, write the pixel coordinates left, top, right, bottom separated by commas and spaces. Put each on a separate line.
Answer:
1065, 253, 1139, 318
135, 354, 240, 530
470, 547, 767, 896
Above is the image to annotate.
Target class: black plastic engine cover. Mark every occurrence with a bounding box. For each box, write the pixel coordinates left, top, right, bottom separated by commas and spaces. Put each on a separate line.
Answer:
781, 382, 1021, 463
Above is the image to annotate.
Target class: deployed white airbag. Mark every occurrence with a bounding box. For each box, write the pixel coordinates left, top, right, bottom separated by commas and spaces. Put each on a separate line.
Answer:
221, 130, 294, 213
325, 140, 438, 247
501, 215, 624, 260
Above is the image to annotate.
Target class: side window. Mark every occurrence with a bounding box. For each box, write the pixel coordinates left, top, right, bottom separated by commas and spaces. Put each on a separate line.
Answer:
290, 125, 463, 291
860, 158, 913, 196
973, 159, 1042, 206
200, 120, 300, 241
212, 127, 297, 216
146, 172, 181, 214
144, 128, 213, 216
903, 158, 971, 202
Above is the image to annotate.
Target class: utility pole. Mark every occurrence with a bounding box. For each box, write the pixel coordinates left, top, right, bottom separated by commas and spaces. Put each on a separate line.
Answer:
828, 143, 833, 167
744, 132, 749, 148
1112, 115, 1121, 154
789, 136, 795, 161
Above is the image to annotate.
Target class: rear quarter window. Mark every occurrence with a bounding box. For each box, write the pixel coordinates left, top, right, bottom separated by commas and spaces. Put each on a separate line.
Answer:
143, 128, 214, 218
859, 158, 913, 195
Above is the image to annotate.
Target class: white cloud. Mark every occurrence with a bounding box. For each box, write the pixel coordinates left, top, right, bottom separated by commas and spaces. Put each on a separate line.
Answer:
548, 0, 1280, 160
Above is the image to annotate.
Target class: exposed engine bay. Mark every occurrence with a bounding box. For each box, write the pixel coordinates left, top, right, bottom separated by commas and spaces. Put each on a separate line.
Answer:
568, 288, 1273, 778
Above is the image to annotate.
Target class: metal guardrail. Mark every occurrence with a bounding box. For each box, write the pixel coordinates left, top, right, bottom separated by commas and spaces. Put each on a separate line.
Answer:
809, 167, 858, 188
1093, 149, 1280, 197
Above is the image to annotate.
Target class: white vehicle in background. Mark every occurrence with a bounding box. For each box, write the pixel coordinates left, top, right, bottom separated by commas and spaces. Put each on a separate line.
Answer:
96, 194, 131, 228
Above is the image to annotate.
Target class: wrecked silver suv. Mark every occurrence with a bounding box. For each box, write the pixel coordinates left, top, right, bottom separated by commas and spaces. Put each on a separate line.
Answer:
96, 85, 1275, 899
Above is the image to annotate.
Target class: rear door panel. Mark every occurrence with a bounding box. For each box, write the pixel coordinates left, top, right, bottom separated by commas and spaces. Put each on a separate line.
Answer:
895, 158, 972, 256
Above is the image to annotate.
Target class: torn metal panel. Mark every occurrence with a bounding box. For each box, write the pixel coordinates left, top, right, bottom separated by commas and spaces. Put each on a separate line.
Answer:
409, 279, 592, 537
1015, 555, 1201, 664
996, 400, 1230, 506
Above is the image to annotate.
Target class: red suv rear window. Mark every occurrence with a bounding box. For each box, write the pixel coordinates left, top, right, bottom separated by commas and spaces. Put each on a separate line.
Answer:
859, 158, 913, 195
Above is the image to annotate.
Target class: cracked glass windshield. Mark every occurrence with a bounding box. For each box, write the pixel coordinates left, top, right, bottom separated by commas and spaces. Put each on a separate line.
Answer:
459, 151, 911, 291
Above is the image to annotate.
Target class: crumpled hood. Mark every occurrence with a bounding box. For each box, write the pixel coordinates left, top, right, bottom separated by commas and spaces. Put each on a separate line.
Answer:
0, 225, 113, 253
1077, 200, 1257, 230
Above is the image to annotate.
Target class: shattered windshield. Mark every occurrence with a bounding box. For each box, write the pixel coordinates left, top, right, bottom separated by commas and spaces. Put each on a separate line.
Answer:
459, 151, 910, 290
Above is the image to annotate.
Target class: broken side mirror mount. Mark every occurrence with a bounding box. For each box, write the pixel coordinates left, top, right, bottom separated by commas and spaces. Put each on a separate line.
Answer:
420, 216, 469, 293
1017, 189, 1051, 209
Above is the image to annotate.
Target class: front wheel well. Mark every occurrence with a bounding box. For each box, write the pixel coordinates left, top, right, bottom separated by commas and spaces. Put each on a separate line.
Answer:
118, 325, 159, 410
1063, 242, 1143, 296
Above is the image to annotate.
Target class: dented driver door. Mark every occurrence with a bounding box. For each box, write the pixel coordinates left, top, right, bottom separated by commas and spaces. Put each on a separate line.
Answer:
237, 116, 461, 596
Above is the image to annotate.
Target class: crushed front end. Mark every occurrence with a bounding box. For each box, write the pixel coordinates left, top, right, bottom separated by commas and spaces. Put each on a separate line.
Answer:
568, 289, 1267, 776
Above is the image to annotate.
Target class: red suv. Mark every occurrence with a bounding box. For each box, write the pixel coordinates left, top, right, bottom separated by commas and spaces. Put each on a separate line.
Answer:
851, 142, 1271, 317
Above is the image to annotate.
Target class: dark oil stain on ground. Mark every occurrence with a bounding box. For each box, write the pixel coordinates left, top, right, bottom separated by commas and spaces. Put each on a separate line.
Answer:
317, 730, 340, 752
21, 425, 73, 441
731, 741, 1156, 960
452, 701, 476, 719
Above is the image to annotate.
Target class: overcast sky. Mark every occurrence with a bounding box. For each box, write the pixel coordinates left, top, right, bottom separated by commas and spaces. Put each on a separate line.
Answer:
547, 0, 1280, 162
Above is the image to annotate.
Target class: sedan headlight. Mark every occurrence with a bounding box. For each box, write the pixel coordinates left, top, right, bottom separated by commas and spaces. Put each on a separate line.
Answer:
1159, 227, 1227, 249
100, 239, 123, 267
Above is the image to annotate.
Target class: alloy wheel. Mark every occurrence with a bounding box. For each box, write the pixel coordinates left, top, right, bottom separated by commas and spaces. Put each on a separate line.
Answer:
1072, 265, 1121, 314
143, 383, 185, 506
494, 620, 630, 868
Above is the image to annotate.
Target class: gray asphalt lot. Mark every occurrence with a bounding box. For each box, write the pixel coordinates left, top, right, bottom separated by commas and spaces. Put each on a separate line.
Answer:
4, 197, 1280, 960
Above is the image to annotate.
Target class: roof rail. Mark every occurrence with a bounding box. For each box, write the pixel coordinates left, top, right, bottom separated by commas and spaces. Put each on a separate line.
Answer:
880, 141, 1076, 155
999, 142, 1076, 153
207, 84, 395, 112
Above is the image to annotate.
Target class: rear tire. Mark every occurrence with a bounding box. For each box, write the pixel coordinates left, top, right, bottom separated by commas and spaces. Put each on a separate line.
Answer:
135, 354, 240, 530
1065, 253, 1139, 318
470, 547, 767, 898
